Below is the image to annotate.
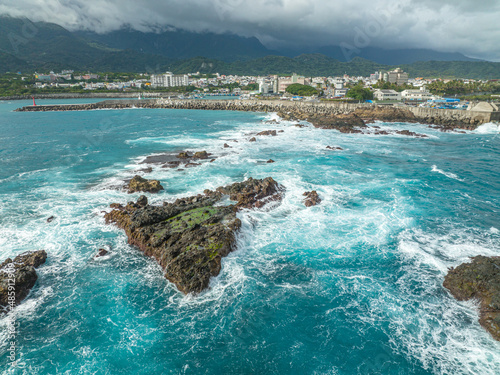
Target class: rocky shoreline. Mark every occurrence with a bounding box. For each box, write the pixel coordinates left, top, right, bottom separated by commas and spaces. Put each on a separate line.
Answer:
14, 99, 499, 130
444, 256, 500, 341
105, 177, 283, 294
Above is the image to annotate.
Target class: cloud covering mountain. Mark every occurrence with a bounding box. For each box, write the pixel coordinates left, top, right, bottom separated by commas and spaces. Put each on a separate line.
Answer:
0, 0, 499, 61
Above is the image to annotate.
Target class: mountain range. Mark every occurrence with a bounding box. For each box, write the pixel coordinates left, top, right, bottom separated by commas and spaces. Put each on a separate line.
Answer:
0, 15, 499, 79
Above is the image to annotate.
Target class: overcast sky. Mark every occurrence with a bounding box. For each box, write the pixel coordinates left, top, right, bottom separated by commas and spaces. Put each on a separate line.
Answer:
1, 0, 499, 61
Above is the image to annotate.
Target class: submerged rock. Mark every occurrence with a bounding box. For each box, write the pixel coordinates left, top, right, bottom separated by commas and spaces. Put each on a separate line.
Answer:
444, 256, 500, 341
0, 250, 47, 312
127, 175, 164, 194
96, 249, 109, 258
47, 216, 55, 223
257, 130, 277, 136
105, 177, 283, 294
303, 191, 321, 207
394, 129, 429, 138
267, 159, 275, 163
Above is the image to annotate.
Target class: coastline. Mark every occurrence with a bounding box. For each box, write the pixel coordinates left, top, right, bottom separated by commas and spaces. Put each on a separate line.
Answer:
14, 98, 500, 130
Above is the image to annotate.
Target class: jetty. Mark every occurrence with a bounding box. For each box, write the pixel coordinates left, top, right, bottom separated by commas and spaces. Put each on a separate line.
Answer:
14, 99, 500, 130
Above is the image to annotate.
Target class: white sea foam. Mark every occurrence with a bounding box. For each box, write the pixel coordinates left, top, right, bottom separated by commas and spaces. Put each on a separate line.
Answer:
474, 122, 500, 134
431, 165, 464, 181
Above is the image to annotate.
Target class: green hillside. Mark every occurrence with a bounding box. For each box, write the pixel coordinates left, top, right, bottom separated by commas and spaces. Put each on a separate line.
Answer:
1, 16, 499, 79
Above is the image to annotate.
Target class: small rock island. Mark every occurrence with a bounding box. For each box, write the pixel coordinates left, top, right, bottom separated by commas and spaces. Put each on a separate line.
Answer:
105, 177, 282, 294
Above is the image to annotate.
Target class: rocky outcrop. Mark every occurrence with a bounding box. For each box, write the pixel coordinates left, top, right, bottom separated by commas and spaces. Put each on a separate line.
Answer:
303, 191, 321, 207
256, 130, 277, 136
444, 256, 500, 341
354, 106, 417, 124
212, 177, 282, 209
140, 150, 215, 171
0, 250, 47, 312
193, 151, 209, 159
105, 177, 283, 294
127, 175, 164, 194
277, 109, 366, 133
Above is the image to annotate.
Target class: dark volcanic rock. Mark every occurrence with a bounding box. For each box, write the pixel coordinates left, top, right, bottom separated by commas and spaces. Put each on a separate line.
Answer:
277, 108, 366, 133
96, 249, 109, 258
303, 191, 321, 207
394, 130, 429, 138
444, 256, 500, 341
140, 154, 178, 164
310, 113, 365, 131
354, 106, 418, 124
193, 151, 209, 159
177, 152, 191, 159
127, 175, 164, 194
0, 250, 47, 312
136, 167, 153, 174
267, 159, 275, 163
162, 161, 181, 168
214, 177, 283, 209
105, 177, 283, 294
223, 143, 231, 148
249, 137, 256, 142
257, 130, 277, 136
326, 146, 343, 151
137, 195, 148, 207
47, 216, 55, 223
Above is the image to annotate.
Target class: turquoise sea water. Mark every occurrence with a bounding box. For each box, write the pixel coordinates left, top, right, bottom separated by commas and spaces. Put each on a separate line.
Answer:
0, 99, 499, 374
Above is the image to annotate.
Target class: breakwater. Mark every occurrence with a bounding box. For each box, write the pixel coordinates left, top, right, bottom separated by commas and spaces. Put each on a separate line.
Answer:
15, 99, 499, 129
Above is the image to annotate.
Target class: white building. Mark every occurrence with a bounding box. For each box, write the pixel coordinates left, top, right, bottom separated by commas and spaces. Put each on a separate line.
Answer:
401, 87, 433, 101
259, 82, 270, 94
374, 89, 402, 101
334, 88, 349, 97
151, 72, 189, 88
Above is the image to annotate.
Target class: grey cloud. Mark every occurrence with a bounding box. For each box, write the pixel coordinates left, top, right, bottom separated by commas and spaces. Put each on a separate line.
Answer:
0, 0, 499, 61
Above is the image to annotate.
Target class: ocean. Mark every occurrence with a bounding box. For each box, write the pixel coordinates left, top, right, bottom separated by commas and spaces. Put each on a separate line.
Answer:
0, 99, 499, 374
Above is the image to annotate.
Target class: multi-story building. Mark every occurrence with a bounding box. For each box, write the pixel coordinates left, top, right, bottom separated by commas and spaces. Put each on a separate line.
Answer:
385, 68, 409, 85
278, 73, 306, 93
151, 72, 189, 88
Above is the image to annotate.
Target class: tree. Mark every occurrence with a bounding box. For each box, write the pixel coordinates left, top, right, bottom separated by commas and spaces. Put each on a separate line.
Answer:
346, 85, 374, 101
285, 83, 318, 96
